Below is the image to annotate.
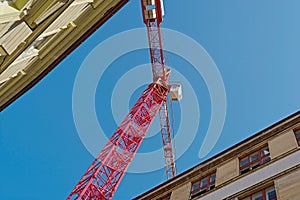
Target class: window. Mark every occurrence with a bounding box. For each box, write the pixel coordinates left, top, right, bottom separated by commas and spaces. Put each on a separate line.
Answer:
295, 130, 300, 146
241, 186, 277, 200
190, 172, 216, 198
240, 146, 270, 174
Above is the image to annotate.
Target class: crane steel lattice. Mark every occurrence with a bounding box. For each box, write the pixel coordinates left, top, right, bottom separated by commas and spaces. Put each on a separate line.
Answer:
141, 0, 176, 179
67, 0, 178, 199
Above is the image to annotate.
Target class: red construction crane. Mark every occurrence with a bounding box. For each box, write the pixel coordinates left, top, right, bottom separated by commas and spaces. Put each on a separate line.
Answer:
67, 1, 181, 199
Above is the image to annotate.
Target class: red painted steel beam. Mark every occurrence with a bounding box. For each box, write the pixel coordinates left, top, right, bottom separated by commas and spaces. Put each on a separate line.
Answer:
67, 83, 168, 200
141, 0, 168, 87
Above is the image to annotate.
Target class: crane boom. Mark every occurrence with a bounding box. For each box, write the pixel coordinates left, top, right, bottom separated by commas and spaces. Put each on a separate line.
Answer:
67, 83, 168, 200
141, 0, 176, 179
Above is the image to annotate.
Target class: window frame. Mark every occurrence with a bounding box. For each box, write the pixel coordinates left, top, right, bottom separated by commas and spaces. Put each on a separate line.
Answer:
190, 172, 216, 198
239, 145, 271, 175
239, 146, 270, 175
241, 186, 277, 200
295, 130, 300, 146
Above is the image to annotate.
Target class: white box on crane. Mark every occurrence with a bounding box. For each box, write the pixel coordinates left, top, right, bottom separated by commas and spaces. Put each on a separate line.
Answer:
170, 84, 182, 101
144, 9, 156, 19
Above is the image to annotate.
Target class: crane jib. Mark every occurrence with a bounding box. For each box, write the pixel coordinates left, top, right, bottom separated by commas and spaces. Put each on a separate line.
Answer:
67, 0, 177, 199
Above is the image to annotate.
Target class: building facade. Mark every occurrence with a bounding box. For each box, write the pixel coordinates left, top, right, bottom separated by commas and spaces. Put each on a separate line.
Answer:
134, 111, 300, 200
0, 0, 128, 111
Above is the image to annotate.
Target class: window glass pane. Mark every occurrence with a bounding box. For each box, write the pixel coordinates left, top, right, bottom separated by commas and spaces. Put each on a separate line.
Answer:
261, 147, 270, 156
262, 156, 271, 164
267, 190, 277, 200
210, 174, 216, 183
252, 191, 263, 200
201, 177, 208, 187
266, 186, 277, 200
250, 152, 259, 162
192, 182, 199, 191
296, 132, 300, 147
240, 157, 249, 167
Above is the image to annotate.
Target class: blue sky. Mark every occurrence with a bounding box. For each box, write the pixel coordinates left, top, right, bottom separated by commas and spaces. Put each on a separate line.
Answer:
1, 1, 300, 199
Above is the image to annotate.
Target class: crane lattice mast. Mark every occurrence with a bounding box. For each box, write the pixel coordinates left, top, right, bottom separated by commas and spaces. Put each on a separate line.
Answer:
141, 0, 176, 179
67, 1, 177, 199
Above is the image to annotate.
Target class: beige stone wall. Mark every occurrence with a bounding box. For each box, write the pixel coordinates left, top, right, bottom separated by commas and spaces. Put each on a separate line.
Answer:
170, 182, 191, 200
275, 168, 300, 200
216, 158, 239, 186
268, 130, 298, 159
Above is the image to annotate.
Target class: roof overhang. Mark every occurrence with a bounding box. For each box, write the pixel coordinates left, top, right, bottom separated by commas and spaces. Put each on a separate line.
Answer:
0, 0, 129, 111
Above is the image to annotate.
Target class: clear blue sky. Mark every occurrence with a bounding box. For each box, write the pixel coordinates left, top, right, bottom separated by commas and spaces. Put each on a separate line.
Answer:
1, 1, 300, 199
